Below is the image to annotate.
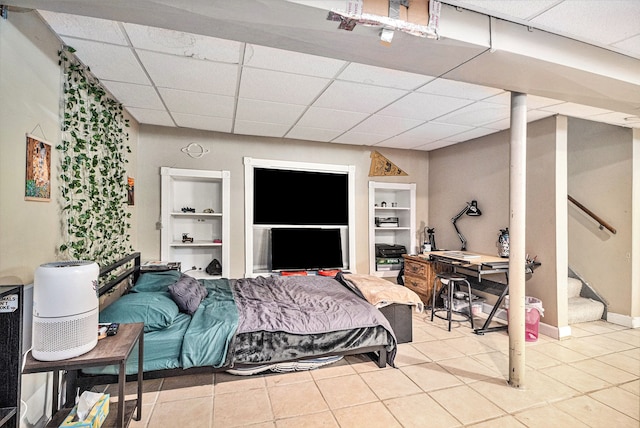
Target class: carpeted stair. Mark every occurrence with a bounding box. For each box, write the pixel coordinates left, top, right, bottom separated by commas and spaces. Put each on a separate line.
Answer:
567, 277, 605, 324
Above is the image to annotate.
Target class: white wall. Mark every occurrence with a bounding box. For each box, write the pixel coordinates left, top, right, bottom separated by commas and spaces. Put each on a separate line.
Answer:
136, 126, 430, 278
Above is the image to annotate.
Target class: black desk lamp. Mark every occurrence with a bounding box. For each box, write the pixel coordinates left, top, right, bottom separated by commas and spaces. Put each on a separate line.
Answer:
451, 200, 481, 250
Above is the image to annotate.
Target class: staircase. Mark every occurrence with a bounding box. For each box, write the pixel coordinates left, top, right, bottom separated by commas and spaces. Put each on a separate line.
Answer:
567, 276, 605, 324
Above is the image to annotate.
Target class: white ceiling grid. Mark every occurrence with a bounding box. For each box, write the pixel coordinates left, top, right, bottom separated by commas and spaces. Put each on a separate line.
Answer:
35, 1, 640, 151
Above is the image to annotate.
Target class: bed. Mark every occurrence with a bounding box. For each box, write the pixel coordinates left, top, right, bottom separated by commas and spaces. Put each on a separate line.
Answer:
77, 253, 419, 386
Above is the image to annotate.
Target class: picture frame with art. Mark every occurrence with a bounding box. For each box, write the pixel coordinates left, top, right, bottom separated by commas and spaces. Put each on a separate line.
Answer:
25, 134, 52, 202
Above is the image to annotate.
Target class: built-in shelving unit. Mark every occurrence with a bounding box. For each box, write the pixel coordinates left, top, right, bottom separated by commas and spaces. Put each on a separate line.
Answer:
369, 182, 416, 277
161, 167, 230, 278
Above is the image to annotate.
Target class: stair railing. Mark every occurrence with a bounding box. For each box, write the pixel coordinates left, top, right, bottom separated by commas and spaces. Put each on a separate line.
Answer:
568, 195, 617, 234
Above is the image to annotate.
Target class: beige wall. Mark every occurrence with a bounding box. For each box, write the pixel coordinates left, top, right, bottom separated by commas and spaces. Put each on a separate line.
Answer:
428, 116, 564, 327
567, 118, 633, 318
136, 126, 430, 278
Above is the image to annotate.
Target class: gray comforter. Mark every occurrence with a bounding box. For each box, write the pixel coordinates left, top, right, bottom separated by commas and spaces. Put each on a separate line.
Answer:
229, 275, 397, 366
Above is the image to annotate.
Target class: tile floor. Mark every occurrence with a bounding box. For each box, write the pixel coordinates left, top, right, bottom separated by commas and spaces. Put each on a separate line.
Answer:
101, 314, 639, 427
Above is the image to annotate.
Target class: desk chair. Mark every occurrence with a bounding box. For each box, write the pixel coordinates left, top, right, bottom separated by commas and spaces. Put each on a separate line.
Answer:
431, 272, 475, 331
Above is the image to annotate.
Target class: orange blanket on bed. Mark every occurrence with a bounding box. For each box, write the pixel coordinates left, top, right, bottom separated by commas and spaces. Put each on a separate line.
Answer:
342, 274, 424, 313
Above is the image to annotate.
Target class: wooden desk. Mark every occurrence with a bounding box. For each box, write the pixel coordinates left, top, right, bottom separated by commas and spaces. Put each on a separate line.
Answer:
23, 322, 144, 428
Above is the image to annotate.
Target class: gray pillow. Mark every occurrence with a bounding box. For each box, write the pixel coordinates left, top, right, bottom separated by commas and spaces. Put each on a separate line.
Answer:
168, 275, 208, 315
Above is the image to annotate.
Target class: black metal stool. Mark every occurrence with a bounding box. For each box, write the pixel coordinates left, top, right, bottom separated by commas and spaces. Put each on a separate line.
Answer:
431, 272, 475, 331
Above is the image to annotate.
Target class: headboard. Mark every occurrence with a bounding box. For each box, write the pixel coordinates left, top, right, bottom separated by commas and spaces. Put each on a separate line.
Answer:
98, 252, 141, 296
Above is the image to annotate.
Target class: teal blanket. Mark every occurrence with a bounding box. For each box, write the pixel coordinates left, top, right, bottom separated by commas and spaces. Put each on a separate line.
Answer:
180, 278, 238, 368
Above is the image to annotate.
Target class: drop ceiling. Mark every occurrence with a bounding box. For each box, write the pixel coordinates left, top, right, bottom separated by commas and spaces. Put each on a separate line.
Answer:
7, 0, 640, 151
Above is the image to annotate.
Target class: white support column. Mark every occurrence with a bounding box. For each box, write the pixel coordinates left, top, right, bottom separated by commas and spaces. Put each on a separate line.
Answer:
508, 92, 527, 388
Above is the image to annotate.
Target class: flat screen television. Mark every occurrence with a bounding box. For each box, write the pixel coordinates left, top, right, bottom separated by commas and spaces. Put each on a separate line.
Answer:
254, 167, 348, 225
270, 228, 343, 271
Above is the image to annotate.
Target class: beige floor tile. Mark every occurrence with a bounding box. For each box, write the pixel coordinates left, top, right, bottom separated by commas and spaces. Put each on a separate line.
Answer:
399, 362, 464, 392
212, 387, 273, 428
521, 369, 580, 403
467, 414, 527, 428
539, 364, 611, 393
514, 404, 590, 428
384, 392, 461, 428
601, 330, 640, 347
411, 339, 465, 362
559, 335, 634, 358
620, 347, 640, 360
469, 377, 547, 413
570, 358, 638, 385
392, 343, 432, 367
470, 351, 510, 378
158, 373, 214, 402
553, 395, 638, 427
429, 384, 506, 425
332, 401, 402, 428
344, 354, 387, 373
530, 342, 589, 363
438, 355, 503, 384
524, 347, 564, 369
410, 326, 439, 343
444, 336, 501, 356
619, 379, 639, 396
595, 353, 640, 376
105, 378, 163, 403
214, 371, 266, 394
268, 381, 328, 419
310, 358, 356, 380
316, 374, 378, 409
569, 325, 597, 338
572, 320, 625, 334
419, 321, 467, 340
589, 386, 640, 420
148, 396, 212, 428
264, 369, 313, 387
275, 411, 338, 428
359, 366, 422, 400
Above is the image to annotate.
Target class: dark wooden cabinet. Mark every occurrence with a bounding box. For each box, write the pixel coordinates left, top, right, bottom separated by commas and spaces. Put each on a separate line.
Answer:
0, 280, 23, 428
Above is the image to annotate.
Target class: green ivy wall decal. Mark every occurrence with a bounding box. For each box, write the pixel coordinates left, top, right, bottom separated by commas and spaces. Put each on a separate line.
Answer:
58, 46, 133, 266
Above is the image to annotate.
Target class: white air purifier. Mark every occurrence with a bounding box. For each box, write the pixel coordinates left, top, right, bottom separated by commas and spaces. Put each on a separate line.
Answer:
32, 260, 99, 361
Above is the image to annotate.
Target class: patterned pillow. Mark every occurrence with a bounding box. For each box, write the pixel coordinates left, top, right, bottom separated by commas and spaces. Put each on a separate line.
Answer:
168, 275, 208, 315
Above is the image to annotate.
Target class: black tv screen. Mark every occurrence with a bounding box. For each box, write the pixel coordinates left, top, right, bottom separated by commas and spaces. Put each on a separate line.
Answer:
271, 228, 343, 271
254, 168, 348, 225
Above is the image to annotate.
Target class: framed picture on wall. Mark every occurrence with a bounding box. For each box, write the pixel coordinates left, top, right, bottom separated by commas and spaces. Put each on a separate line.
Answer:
127, 177, 135, 205
25, 134, 52, 202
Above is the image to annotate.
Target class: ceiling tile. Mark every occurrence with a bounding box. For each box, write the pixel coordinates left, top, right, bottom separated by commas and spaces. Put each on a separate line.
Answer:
351, 115, 424, 136
102, 81, 164, 110
234, 120, 289, 137
239, 68, 329, 105
243, 44, 346, 78
531, 0, 640, 45
313, 81, 407, 114
297, 107, 369, 131
484, 109, 556, 130
40, 11, 128, 45
539, 102, 612, 118
402, 121, 474, 142
587, 111, 640, 128
376, 134, 429, 150
332, 131, 388, 145
417, 78, 504, 100
125, 107, 174, 127
336, 63, 435, 90
124, 23, 243, 63
173, 113, 232, 133
61, 38, 150, 85
378, 92, 475, 121
413, 140, 459, 151
137, 50, 239, 95
159, 88, 235, 117
438, 127, 499, 143
482, 93, 567, 110
447, 0, 559, 20
236, 98, 306, 125
435, 101, 511, 127
612, 34, 640, 58
286, 126, 343, 142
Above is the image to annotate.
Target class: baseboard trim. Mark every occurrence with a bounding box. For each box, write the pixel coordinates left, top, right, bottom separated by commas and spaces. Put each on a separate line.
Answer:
607, 312, 640, 328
